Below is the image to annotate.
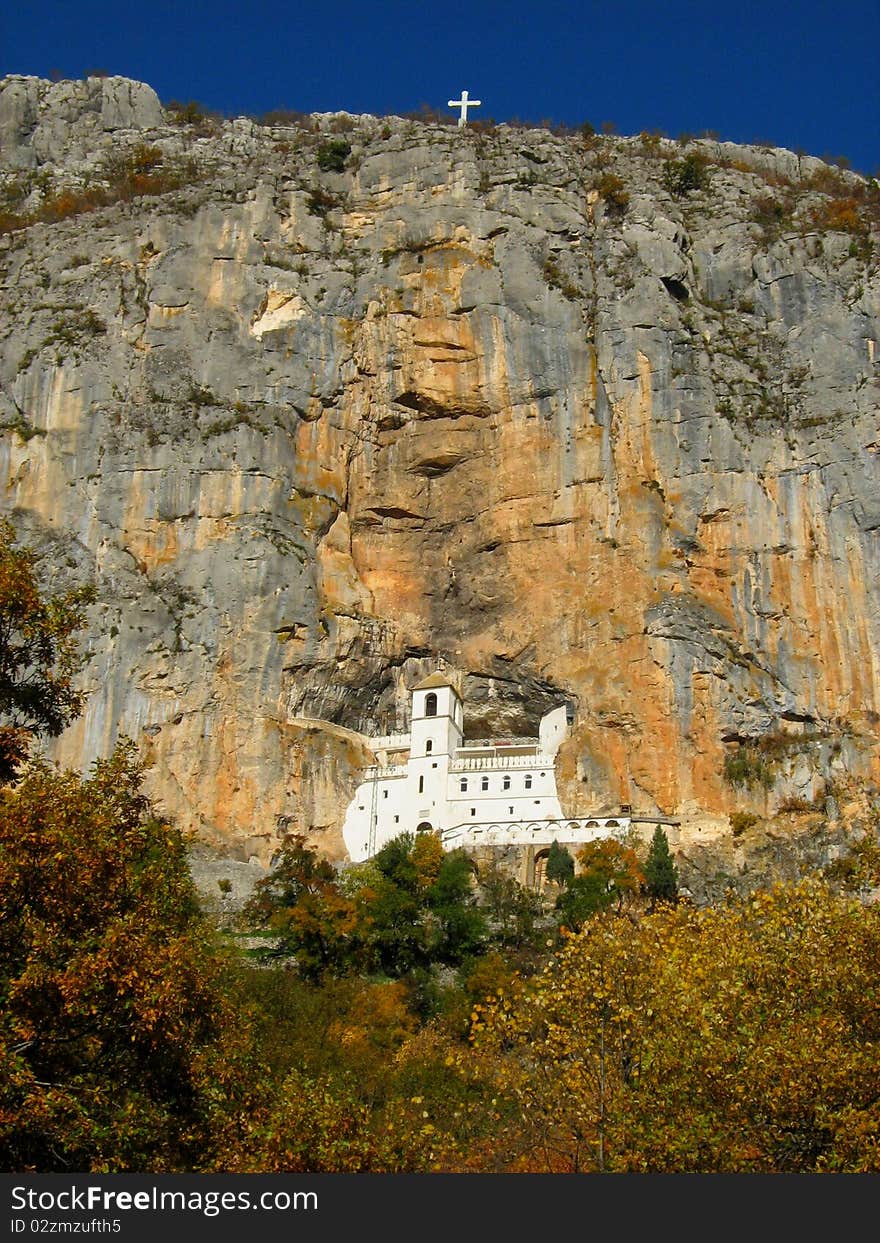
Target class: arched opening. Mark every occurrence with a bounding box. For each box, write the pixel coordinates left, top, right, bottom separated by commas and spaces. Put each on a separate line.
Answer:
416, 821, 433, 833
481, 775, 489, 791
425, 692, 438, 717
533, 849, 551, 892
425, 739, 433, 753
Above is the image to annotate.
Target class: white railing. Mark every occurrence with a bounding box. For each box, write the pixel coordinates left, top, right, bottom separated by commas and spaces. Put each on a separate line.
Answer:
365, 763, 407, 778
459, 737, 539, 750
439, 816, 632, 848
450, 753, 555, 772
369, 733, 411, 750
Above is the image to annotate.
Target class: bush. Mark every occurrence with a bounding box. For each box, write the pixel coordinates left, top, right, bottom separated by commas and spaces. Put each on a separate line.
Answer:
258, 108, 313, 129
595, 172, 629, 218
723, 747, 775, 789
810, 197, 868, 236
306, 187, 342, 217
730, 811, 759, 837
663, 154, 712, 196
165, 99, 221, 134
752, 192, 791, 238
316, 140, 351, 173
542, 257, 579, 300
778, 795, 818, 813
0, 147, 197, 235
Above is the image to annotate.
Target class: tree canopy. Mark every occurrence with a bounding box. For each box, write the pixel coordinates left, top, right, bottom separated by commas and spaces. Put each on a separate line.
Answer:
245, 832, 488, 981
0, 742, 257, 1171
474, 878, 880, 1172
0, 520, 94, 783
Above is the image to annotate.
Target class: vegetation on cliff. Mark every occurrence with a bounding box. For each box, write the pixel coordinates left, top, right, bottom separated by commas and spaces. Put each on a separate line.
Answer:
1, 76, 878, 856
1, 72, 880, 1170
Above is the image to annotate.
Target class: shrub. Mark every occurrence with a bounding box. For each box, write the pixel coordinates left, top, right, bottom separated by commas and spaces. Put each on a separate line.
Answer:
723, 747, 775, 789
258, 108, 312, 129
542, 257, 579, 300
752, 192, 792, 238
810, 197, 867, 236
595, 172, 629, 218
663, 154, 712, 196
804, 165, 850, 196
316, 140, 351, 173
730, 811, 759, 837
778, 795, 818, 813
306, 187, 341, 217
0, 148, 197, 235
165, 99, 221, 133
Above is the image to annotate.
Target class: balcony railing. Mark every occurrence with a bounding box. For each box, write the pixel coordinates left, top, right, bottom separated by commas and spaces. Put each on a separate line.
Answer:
365, 764, 408, 778
458, 737, 539, 750
450, 753, 555, 772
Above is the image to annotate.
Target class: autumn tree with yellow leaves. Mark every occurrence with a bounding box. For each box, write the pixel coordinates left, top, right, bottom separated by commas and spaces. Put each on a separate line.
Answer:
473, 879, 880, 1172
0, 742, 263, 1171
0, 521, 261, 1172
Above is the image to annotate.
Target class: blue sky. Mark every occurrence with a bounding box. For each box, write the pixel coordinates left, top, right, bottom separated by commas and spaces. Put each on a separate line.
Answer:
2, 0, 878, 173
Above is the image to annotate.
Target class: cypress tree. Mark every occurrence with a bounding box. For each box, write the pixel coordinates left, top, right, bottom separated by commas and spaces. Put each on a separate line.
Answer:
644, 825, 678, 903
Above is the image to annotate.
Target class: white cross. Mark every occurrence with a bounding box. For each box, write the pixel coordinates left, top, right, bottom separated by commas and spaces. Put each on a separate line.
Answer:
448, 90, 481, 128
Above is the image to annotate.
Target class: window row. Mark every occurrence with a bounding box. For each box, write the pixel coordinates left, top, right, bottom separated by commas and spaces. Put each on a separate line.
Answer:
459, 773, 541, 793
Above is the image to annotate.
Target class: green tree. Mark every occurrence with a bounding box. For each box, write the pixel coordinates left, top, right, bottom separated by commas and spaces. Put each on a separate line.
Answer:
555, 839, 644, 931
0, 520, 94, 783
316, 140, 351, 172
554, 872, 611, 931
545, 840, 575, 885
477, 860, 544, 949
428, 850, 487, 965
243, 836, 360, 981
663, 154, 711, 197
643, 825, 678, 904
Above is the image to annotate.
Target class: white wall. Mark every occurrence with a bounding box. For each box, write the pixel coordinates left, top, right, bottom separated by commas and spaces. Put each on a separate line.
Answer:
341, 690, 572, 862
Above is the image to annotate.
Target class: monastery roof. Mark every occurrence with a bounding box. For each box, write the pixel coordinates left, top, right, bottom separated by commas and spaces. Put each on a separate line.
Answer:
412, 672, 459, 692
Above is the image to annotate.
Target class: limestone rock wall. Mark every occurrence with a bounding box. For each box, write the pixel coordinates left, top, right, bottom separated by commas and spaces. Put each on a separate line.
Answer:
1, 77, 878, 861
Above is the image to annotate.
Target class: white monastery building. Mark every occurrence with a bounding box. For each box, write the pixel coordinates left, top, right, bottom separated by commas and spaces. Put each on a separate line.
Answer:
342, 674, 631, 862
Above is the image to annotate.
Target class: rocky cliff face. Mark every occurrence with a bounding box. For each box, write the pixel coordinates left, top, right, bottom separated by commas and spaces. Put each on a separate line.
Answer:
1, 76, 878, 863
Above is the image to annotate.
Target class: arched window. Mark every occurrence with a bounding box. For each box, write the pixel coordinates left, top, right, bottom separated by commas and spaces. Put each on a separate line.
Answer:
503, 774, 511, 790
481, 775, 489, 792
533, 849, 550, 892
425, 692, 438, 717
525, 774, 533, 789
426, 739, 433, 753
460, 778, 468, 792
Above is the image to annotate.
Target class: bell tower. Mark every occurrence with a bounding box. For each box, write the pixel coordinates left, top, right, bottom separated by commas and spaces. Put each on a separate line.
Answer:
409, 672, 463, 758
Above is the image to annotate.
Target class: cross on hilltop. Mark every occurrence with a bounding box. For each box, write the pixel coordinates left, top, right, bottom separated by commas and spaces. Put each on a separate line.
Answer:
448, 90, 481, 128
